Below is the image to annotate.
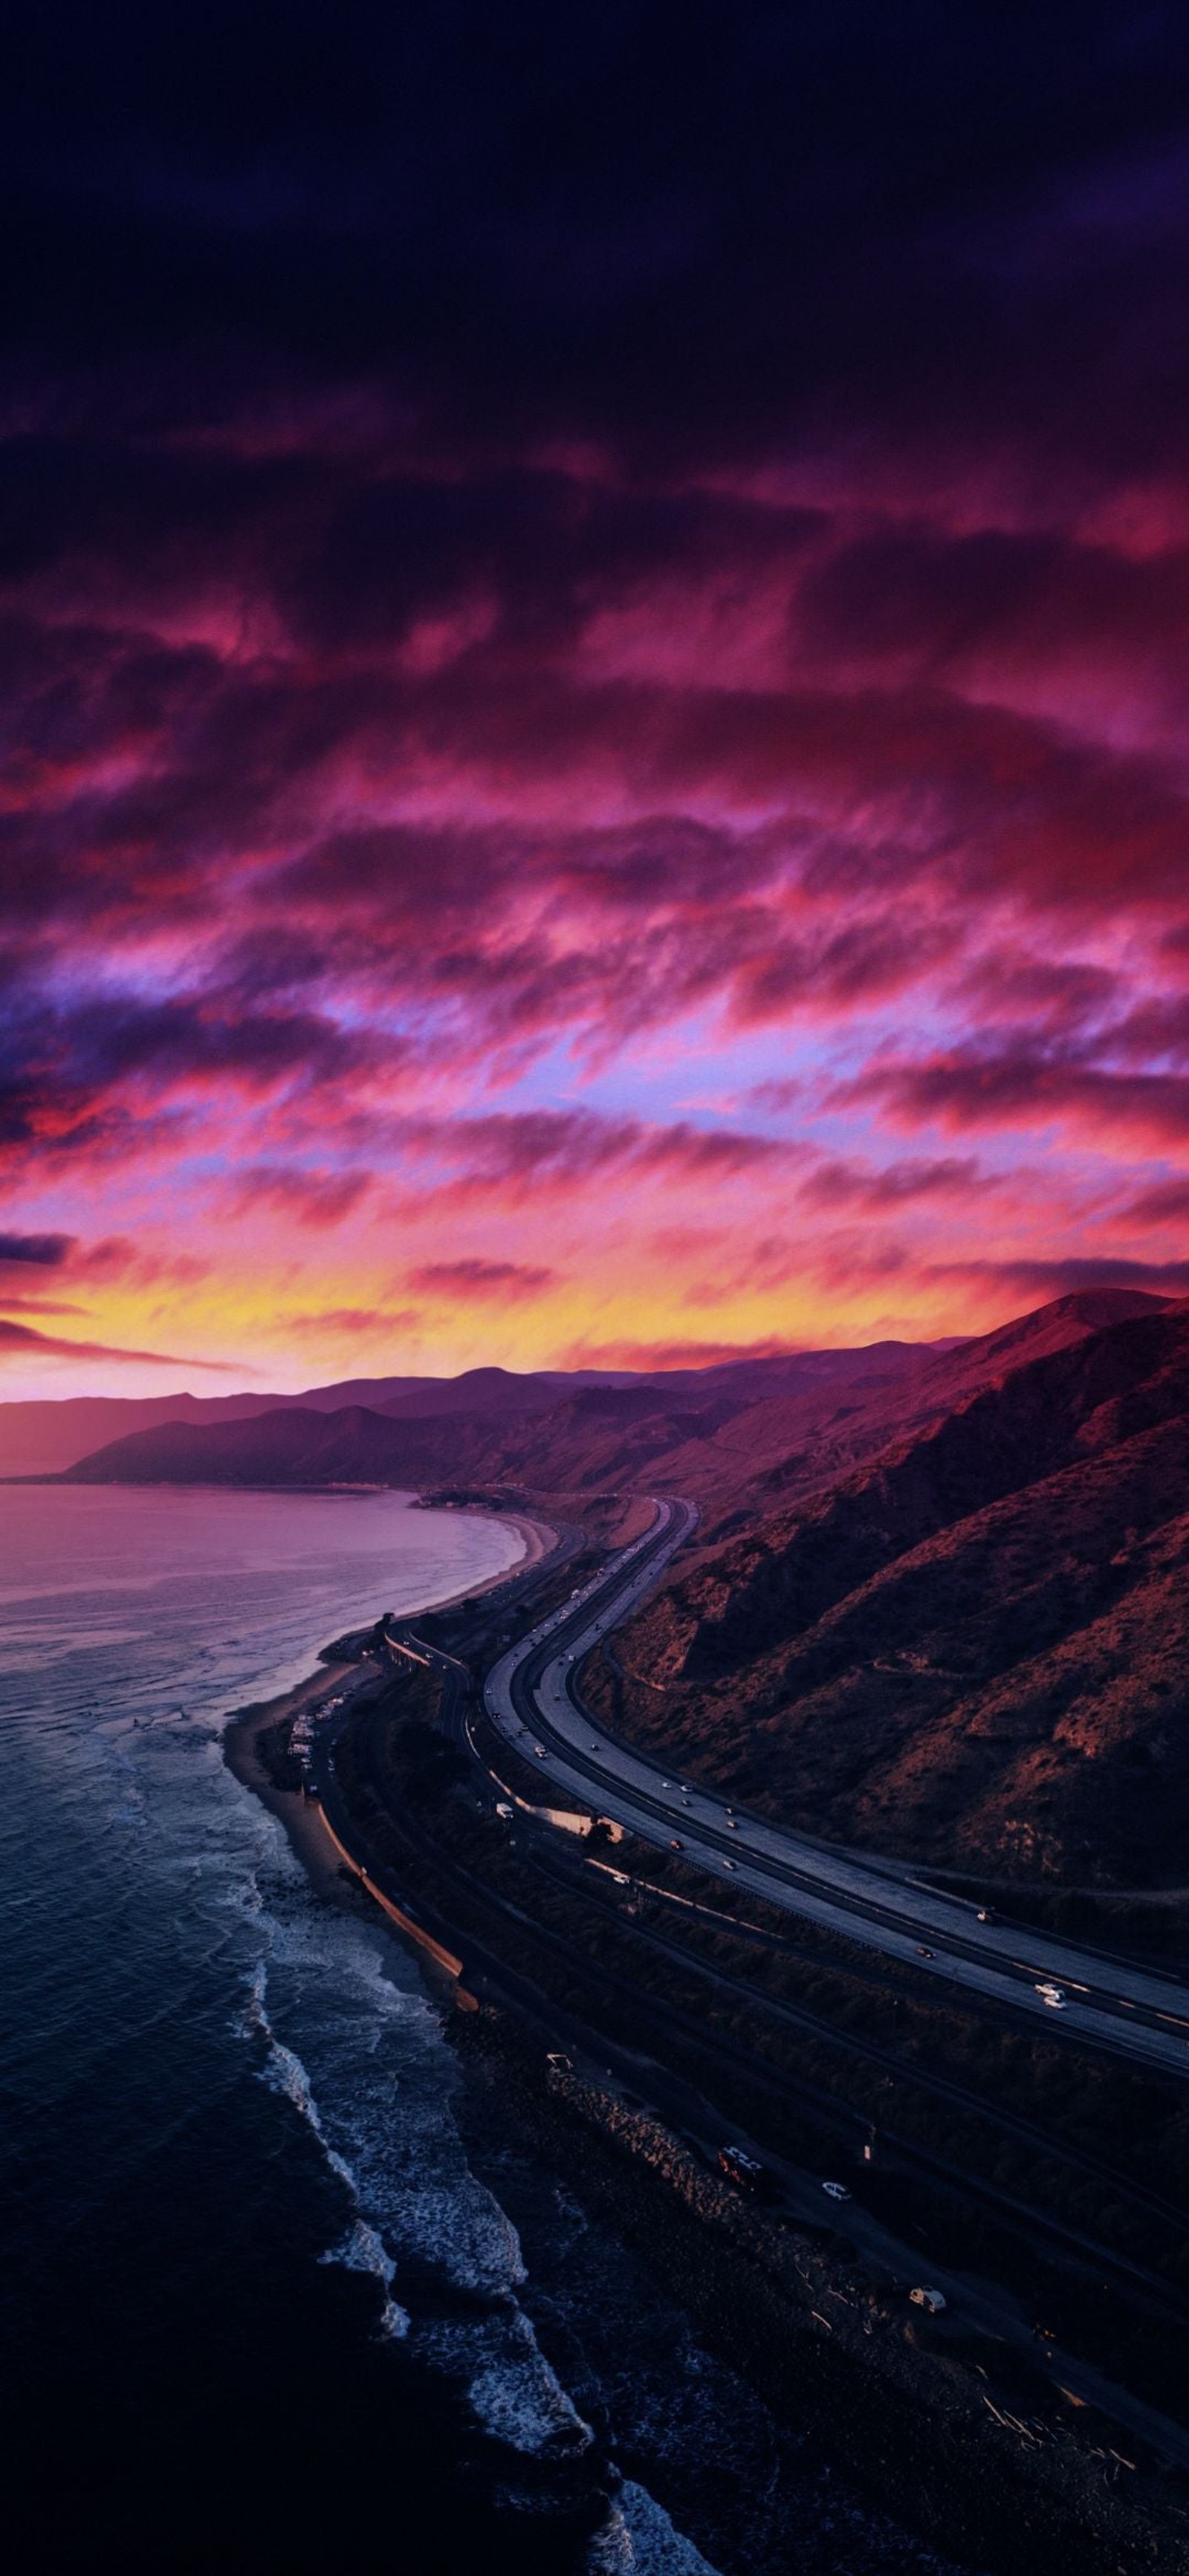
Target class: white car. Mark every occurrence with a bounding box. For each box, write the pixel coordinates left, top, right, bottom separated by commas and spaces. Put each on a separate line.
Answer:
821, 2181, 851, 2202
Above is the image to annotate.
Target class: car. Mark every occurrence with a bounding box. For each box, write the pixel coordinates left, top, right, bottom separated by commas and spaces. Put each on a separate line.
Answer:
916, 1945, 933, 1959
546, 2052, 573, 2074
495, 1801, 514, 1820
726, 1817, 737, 1829
976, 1908, 994, 1924
670, 1837, 683, 1850
909, 2286, 947, 2314
590, 1739, 599, 1749
821, 2181, 851, 2202
723, 1858, 736, 1869
1035, 1981, 1066, 2005
534, 1745, 545, 1758
1040, 1991, 1066, 2009
719, 2144, 766, 2193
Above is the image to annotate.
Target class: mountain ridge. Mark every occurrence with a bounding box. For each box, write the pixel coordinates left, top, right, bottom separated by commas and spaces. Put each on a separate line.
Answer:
597, 1295, 1189, 1886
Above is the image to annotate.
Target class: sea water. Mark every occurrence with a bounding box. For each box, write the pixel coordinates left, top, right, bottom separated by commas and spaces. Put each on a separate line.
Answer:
0, 1485, 961, 2575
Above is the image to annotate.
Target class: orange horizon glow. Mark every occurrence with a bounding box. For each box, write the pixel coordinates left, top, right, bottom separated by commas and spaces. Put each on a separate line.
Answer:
7, 447, 1189, 1400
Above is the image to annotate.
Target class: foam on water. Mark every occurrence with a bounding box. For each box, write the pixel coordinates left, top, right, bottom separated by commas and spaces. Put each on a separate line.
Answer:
589, 2483, 723, 2576
418, 2310, 594, 2458
239, 1893, 598, 2454
243, 1956, 412, 2334
253, 1896, 528, 2297
320, 2223, 409, 2341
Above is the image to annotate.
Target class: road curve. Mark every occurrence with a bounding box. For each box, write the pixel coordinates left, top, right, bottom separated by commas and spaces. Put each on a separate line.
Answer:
483, 1498, 1189, 2083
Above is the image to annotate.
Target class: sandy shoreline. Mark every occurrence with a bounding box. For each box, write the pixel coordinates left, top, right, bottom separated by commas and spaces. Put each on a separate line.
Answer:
221, 1503, 556, 1891
421, 1505, 554, 1612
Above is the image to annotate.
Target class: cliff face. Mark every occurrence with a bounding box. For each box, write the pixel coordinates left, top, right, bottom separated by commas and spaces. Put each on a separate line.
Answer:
604, 1300, 1189, 1886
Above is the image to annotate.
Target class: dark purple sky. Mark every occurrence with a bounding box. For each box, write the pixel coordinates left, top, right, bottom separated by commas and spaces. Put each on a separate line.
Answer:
6, 5, 1189, 1390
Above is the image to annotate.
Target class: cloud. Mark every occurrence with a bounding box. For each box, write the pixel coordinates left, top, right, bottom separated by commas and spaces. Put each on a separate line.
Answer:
800, 1155, 982, 1210
924, 1256, 1189, 1300
10, 12, 1189, 1369
0, 1230, 76, 1265
407, 1258, 556, 1302
0, 1294, 87, 1315
224, 1164, 373, 1226
0, 1319, 242, 1368
285, 1307, 422, 1337
1119, 1177, 1189, 1227
840, 1051, 1189, 1146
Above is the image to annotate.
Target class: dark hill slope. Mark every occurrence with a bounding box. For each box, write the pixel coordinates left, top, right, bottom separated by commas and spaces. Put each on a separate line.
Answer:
618, 1290, 1173, 1533
604, 1300, 1189, 1884
1, 1339, 940, 1477
60, 1404, 444, 1486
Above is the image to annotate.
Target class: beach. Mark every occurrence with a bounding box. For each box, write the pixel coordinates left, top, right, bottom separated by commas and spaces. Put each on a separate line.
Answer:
222, 1504, 555, 1895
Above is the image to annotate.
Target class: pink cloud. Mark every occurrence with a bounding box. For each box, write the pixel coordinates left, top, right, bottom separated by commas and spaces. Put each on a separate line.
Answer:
0, 1319, 242, 1369
407, 1258, 556, 1302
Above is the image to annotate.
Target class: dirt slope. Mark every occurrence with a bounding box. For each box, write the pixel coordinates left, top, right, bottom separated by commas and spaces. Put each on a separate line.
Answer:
603, 1299, 1189, 1884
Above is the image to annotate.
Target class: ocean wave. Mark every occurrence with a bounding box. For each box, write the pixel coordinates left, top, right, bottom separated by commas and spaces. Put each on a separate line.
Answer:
319, 2221, 409, 2340
588, 2482, 722, 2575
238, 1914, 600, 2462
253, 1899, 529, 2298
241, 1955, 411, 2336
418, 2309, 594, 2459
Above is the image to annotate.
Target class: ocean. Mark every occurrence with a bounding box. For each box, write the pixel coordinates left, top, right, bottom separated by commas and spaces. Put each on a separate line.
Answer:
0, 1484, 960, 2575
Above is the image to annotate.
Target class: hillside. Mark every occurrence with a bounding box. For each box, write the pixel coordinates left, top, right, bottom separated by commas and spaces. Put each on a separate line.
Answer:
0, 1363, 614, 1477
595, 1296, 1189, 1887
0, 1341, 940, 1477
48, 1339, 945, 1495
49, 1286, 1188, 1885
51, 1292, 1168, 1532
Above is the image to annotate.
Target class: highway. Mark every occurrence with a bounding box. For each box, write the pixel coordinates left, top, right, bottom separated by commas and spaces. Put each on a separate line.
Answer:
483, 1498, 1189, 2084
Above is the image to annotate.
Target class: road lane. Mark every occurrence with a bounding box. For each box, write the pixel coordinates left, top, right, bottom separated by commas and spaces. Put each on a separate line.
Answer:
483, 1498, 1189, 2083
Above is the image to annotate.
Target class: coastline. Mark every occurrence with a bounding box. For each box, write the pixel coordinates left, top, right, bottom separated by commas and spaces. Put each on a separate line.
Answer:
217, 1499, 1189, 2576
221, 1502, 555, 1894
427, 1505, 554, 1609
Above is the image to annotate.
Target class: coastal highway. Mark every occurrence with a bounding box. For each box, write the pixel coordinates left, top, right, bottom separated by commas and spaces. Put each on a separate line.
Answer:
482, 1499, 1189, 2083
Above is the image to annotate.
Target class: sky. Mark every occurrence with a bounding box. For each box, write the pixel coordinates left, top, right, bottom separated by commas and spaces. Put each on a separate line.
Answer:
5, 2, 1189, 1394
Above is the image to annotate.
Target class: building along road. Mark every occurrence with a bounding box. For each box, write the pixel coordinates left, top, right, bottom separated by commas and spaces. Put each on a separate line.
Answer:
482, 1498, 1189, 2084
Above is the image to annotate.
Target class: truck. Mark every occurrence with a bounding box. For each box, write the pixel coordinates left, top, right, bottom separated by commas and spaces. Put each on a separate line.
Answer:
910, 2286, 947, 2314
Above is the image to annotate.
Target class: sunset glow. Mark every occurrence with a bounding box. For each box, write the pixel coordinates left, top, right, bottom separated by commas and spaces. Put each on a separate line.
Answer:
6, 12, 1189, 1392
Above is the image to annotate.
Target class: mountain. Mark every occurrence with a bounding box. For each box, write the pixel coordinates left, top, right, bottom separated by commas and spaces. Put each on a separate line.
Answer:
45, 1294, 1166, 1515
45, 1287, 1187, 1884
600, 1294, 1189, 1887
19, 1337, 948, 1485
0, 1344, 939, 1477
